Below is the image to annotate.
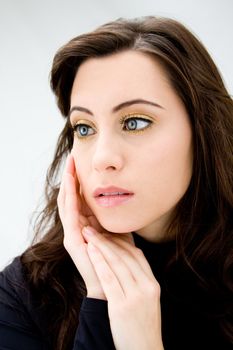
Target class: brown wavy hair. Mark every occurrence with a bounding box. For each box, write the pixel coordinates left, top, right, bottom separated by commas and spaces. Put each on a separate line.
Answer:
21, 16, 233, 349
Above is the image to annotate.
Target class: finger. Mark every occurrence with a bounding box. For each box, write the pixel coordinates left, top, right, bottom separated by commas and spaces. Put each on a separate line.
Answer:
70, 241, 107, 300
66, 153, 76, 176
103, 232, 135, 247
87, 242, 128, 301
64, 173, 90, 244
84, 230, 153, 293
71, 153, 104, 226
67, 154, 82, 212
74, 166, 82, 200
63, 155, 87, 226
57, 154, 72, 212
62, 156, 103, 240
71, 150, 83, 200
71, 154, 96, 220
57, 181, 65, 219
58, 155, 107, 300
104, 234, 154, 281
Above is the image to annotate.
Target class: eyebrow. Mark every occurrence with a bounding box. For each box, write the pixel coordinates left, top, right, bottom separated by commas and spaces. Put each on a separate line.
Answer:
68, 98, 164, 118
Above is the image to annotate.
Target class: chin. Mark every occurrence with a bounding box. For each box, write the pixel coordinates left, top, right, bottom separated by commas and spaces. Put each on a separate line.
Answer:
97, 216, 141, 234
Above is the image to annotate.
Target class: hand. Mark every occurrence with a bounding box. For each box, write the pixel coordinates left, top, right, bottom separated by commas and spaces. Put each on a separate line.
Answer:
57, 154, 134, 300
82, 229, 164, 350
57, 153, 106, 299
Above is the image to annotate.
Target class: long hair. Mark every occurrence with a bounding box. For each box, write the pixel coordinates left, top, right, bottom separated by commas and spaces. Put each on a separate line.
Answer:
21, 16, 233, 349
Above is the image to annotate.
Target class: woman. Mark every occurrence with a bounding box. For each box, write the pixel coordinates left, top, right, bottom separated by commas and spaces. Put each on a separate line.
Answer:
0, 16, 232, 350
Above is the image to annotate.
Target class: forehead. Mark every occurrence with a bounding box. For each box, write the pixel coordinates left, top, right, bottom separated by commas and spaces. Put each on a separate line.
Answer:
70, 50, 170, 103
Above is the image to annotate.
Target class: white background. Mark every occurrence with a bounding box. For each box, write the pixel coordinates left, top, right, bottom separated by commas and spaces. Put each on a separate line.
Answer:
0, 0, 232, 269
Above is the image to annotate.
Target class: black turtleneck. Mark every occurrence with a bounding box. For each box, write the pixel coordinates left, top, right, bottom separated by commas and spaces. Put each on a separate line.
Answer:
0, 232, 231, 349
133, 232, 231, 349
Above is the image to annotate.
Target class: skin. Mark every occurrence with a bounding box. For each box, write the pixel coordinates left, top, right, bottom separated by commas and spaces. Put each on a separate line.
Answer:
69, 50, 193, 242
58, 50, 193, 349
58, 156, 164, 350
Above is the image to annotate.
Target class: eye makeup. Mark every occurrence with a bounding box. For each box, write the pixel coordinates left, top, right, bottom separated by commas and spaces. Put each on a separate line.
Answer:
71, 113, 154, 140
72, 119, 96, 139
119, 113, 153, 133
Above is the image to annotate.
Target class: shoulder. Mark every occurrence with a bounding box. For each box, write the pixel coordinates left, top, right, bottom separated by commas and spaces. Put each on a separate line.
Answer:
0, 256, 28, 304
0, 256, 48, 340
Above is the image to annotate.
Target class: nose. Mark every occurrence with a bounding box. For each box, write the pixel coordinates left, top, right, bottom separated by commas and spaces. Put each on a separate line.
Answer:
92, 133, 124, 173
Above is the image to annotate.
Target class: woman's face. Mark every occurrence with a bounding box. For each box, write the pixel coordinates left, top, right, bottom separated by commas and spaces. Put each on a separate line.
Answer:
70, 50, 193, 242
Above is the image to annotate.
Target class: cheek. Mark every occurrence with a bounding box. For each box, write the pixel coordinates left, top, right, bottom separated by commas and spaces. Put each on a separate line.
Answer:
144, 133, 193, 194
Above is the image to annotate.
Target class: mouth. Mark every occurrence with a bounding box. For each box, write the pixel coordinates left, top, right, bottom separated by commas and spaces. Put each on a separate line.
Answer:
93, 186, 134, 198
98, 192, 131, 197
93, 186, 134, 207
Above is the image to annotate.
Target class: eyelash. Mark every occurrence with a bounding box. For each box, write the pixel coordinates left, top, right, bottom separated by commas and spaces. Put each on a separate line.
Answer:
71, 115, 153, 139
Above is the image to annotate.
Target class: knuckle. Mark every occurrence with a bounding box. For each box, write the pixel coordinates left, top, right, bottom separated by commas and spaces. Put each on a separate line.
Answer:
135, 247, 144, 256
146, 281, 161, 298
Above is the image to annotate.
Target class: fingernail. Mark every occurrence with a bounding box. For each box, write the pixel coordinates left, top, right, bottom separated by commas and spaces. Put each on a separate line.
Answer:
82, 226, 95, 236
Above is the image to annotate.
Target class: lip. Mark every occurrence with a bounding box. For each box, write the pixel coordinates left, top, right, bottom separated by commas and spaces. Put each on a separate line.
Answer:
93, 186, 134, 198
93, 186, 134, 208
